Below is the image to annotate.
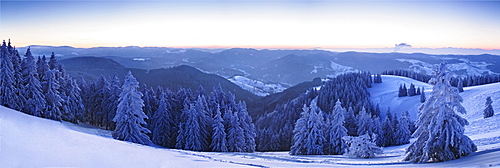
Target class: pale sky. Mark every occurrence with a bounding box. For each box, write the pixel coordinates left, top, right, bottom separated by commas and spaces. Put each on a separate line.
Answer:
1, 0, 499, 49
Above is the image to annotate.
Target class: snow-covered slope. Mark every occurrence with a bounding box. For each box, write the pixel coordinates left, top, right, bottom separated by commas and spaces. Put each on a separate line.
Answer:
369, 75, 500, 121
0, 106, 246, 167
369, 75, 433, 120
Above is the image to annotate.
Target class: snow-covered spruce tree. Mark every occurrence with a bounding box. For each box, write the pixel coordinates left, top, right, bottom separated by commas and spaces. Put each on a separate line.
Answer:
237, 101, 256, 152
357, 107, 373, 136
61, 79, 85, 123
152, 91, 172, 147
20, 47, 46, 117
304, 100, 326, 155
394, 111, 411, 145
457, 78, 464, 92
42, 70, 63, 121
381, 111, 394, 147
210, 104, 228, 152
405, 63, 476, 163
290, 104, 310, 155
483, 96, 494, 118
343, 134, 382, 158
0, 40, 21, 110
103, 74, 121, 130
325, 100, 348, 155
227, 110, 245, 152
36, 55, 49, 82
410, 83, 417, 96
177, 101, 203, 151
420, 89, 426, 103
112, 71, 152, 145
344, 107, 357, 136
194, 95, 211, 151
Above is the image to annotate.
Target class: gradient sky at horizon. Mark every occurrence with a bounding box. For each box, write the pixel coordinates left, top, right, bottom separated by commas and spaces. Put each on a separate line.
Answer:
1, 0, 499, 49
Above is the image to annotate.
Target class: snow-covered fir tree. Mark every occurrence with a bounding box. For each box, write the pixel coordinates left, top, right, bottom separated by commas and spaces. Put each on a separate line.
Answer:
304, 100, 326, 155
344, 107, 357, 136
405, 63, 476, 163
290, 104, 310, 155
343, 134, 383, 158
210, 104, 228, 152
457, 78, 464, 92
357, 107, 373, 136
227, 110, 245, 152
36, 55, 49, 82
0, 40, 22, 110
408, 83, 416, 96
103, 74, 121, 130
177, 101, 203, 151
194, 95, 211, 151
325, 100, 348, 155
420, 89, 426, 103
381, 110, 394, 147
394, 111, 411, 145
20, 47, 46, 117
112, 71, 152, 145
152, 91, 172, 147
61, 79, 85, 123
483, 96, 494, 118
42, 70, 63, 121
237, 101, 256, 152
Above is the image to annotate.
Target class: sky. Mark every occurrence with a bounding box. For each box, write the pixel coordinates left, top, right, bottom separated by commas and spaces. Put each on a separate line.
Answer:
1, 0, 500, 49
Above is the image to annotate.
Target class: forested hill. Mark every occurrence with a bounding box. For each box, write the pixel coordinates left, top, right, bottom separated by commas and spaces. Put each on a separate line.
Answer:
59, 57, 259, 103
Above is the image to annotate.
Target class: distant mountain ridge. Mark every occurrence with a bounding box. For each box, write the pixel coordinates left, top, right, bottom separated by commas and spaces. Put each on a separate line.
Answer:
59, 57, 259, 103
34, 46, 500, 86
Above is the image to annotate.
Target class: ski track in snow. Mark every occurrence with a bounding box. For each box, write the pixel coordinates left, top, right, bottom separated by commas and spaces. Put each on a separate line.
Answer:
1, 75, 500, 167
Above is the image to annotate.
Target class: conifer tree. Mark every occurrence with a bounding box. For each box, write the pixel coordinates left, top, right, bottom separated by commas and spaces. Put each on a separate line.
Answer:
112, 71, 152, 145
483, 96, 494, 118
402, 84, 408, 96
210, 104, 228, 152
103, 74, 121, 129
237, 101, 256, 152
152, 91, 172, 147
394, 111, 411, 145
420, 88, 426, 103
36, 55, 49, 82
0, 40, 21, 110
457, 78, 464, 92
325, 100, 348, 155
357, 107, 373, 136
290, 104, 310, 155
304, 101, 326, 155
408, 83, 416, 96
20, 47, 46, 117
177, 102, 203, 151
227, 111, 245, 152
42, 70, 63, 121
344, 107, 357, 136
194, 95, 210, 151
381, 114, 393, 147
61, 79, 85, 123
405, 63, 476, 163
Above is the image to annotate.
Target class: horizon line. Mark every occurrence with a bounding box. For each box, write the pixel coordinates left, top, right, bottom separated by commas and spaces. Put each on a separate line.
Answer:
16, 44, 500, 51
